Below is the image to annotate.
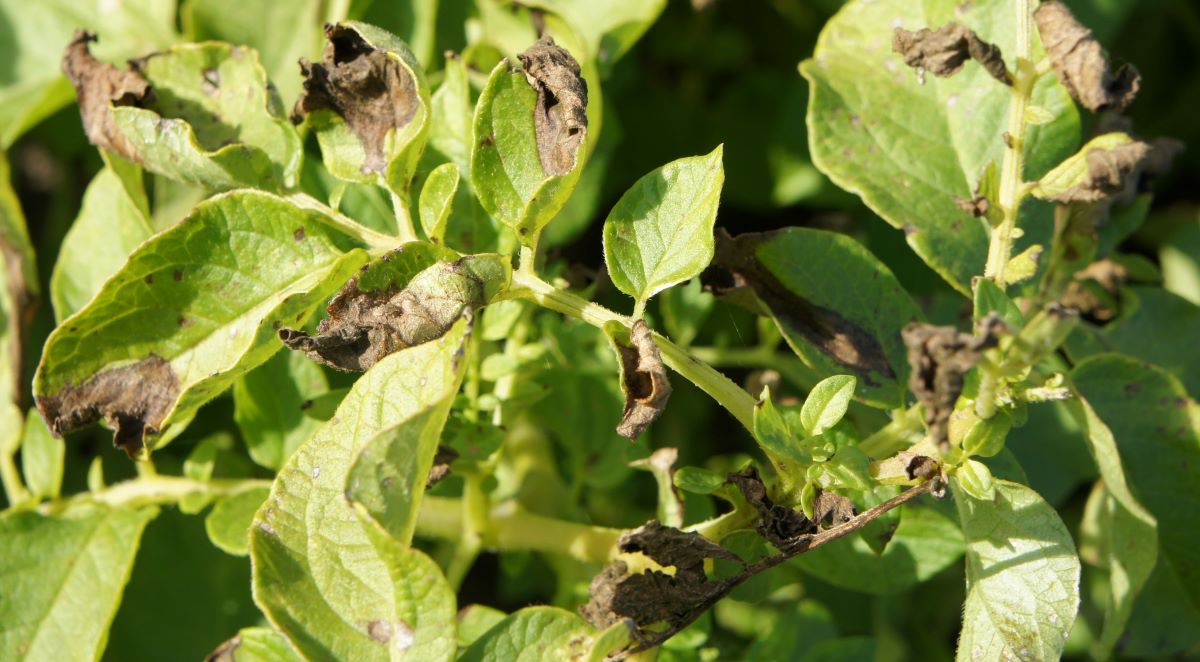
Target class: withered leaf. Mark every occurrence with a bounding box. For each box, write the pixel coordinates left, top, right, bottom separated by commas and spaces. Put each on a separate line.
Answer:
426, 444, 458, 489
813, 490, 856, 528
517, 36, 588, 176
61, 31, 152, 160
726, 467, 817, 550
892, 23, 1012, 85
613, 320, 672, 440
1060, 258, 1128, 322
294, 24, 420, 174
1035, 1, 1140, 112
902, 320, 1001, 447
580, 521, 740, 631
955, 195, 990, 218
281, 257, 489, 372
36, 355, 180, 458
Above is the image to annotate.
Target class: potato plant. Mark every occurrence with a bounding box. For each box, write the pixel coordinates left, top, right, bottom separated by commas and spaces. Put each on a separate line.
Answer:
0, 0, 1197, 660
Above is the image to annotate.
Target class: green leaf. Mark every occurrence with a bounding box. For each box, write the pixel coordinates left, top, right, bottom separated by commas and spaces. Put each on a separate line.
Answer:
418, 162, 460, 243
0, 0, 179, 148
34, 190, 369, 455
1086, 485, 1157, 660
107, 42, 303, 190
234, 349, 330, 471
1029, 133, 1132, 201
459, 606, 597, 662
1072, 355, 1200, 609
299, 22, 431, 199
800, 0, 1079, 293
973, 277, 1024, 329
0, 502, 158, 661
181, 434, 220, 513
1122, 555, 1200, 657
710, 228, 921, 408
1088, 287, 1200, 396
603, 146, 724, 308
207, 627, 303, 662
457, 605, 508, 649
954, 459, 995, 500
429, 54, 472, 172
794, 504, 964, 595
754, 387, 811, 465
1161, 217, 1200, 305
673, 466, 728, 496
19, 412, 63, 501
800, 375, 856, 436
960, 410, 1012, 458
660, 278, 714, 348
251, 321, 468, 660
471, 47, 588, 244
953, 478, 1080, 662
205, 486, 269, 556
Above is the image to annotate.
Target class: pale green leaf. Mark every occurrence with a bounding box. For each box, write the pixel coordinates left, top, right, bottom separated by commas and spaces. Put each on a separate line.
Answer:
459, 606, 596, 662
429, 55, 471, 172
961, 411, 1012, 458
603, 147, 724, 307
1160, 217, 1200, 305
34, 190, 370, 454
754, 387, 811, 465
1004, 244, 1043, 285
794, 504, 964, 594
418, 162, 459, 243
955, 459, 995, 500
0, 502, 157, 661
954, 479, 1080, 662
457, 605, 508, 649
19, 412, 63, 501
108, 42, 303, 190
800, 0, 1079, 293
659, 278, 714, 348
234, 349, 330, 471
207, 626, 303, 662
1030, 133, 1132, 201
205, 486, 269, 556
471, 55, 588, 243
251, 321, 469, 660
800, 375, 856, 436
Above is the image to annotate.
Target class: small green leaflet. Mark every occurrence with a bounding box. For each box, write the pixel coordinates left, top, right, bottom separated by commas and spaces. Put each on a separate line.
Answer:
458, 606, 597, 662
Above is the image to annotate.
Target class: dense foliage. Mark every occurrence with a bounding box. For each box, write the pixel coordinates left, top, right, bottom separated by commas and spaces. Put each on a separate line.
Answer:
1, 0, 1198, 660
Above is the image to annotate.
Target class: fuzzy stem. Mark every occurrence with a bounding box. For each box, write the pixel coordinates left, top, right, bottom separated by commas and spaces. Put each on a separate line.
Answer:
858, 404, 926, 459
390, 191, 418, 244
1, 446, 29, 506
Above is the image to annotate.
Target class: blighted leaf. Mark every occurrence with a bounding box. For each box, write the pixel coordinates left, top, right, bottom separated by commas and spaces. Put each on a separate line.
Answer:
1031, 133, 1162, 203
605, 320, 672, 439
251, 322, 467, 661
892, 23, 1011, 84
34, 191, 369, 456
204, 626, 303, 662
0, 502, 157, 661
460, 607, 596, 662
471, 37, 588, 242
234, 349, 329, 471
1034, 1, 1140, 112
65, 34, 303, 191
281, 252, 509, 372
581, 520, 741, 631
603, 147, 724, 307
417, 162, 459, 243
727, 466, 819, 550
295, 22, 430, 196
205, 487, 269, 556
953, 478, 1080, 662
704, 228, 920, 408
801, 0, 1079, 293
902, 320, 1000, 446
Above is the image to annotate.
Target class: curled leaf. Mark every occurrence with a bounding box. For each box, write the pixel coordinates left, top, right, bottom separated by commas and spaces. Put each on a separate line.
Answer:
517, 36, 589, 177
1034, 1, 1140, 112
61, 31, 152, 160
892, 23, 1011, 85
609, 320, 672, 439
726, 466, 816, 549
902, 319, 1002, 446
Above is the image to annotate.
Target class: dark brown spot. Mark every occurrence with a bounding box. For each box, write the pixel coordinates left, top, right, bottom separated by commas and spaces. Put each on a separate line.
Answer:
516, 36, 588, 176
902, 317, 1003, 447
61, 31, 152, 160
892, 23, 1011, 85
173, 269, 184, 282
293, 227, 305, 241
144, 274, 154, 285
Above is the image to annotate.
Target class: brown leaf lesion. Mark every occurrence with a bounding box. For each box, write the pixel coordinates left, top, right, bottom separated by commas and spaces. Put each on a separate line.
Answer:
726, 466, 855, 552
294, 23, 420, 174
36, 355, 181, 457
1034, 1, 1140, 112
892, 23, 1012, 85
902, 318, 1003, 447
613, 320, 672, 439
61, 31, 152, 160
1044, 138, 1183, 204
516, 36, 588, 176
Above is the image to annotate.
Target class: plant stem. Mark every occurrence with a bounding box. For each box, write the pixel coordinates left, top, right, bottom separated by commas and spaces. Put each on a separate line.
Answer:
510, 272, 756, 432
1, 443, 29, 506
690, 345, 819, 391
390, 191, 418, 243
858, 404, 925, 459
983, 0, 1036, 287
36, 476, 271, 514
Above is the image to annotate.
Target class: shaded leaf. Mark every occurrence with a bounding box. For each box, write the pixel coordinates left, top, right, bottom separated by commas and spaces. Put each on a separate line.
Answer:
233, 349, 329, 471
800, 375, 856, 436
205, 486, 269, 556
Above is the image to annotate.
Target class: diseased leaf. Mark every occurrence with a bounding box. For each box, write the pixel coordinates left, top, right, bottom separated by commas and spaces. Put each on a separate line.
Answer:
295, 22, 430, 198
234, 349, 329, 471
205, 486, 269, 556
954, 478, 1080, 662
605, 320, 672, 439
892, 23, 1011, 84
516, 0, 666, 74
704, 228, 921, 408
800, 0, 1080, 292
603, 146, 724, 307
1072, 355, 1200, 609
205, 626, 303, 662
800, 375, 856, 436
251, 321, 468, 660
19, 410, 63, 501
471, 37, 588, 243
903, 320, 1000, 446
34, 190, 369, 456
417, 162, 459, 243
460, 606, 596, 662
0, 502, 158, 661
64, 34, 302, 191
1030, 132, 1159, 203
1034, 1, 1140, 112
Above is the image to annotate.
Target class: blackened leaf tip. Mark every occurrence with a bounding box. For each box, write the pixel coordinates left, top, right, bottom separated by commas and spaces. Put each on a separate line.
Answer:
517, 36, 589, 177
892, 23, 1012, 85
902, 323, 999, 447
61, 30, 152, 160
615, 320, 672, 439
1035, 1, 1140, 112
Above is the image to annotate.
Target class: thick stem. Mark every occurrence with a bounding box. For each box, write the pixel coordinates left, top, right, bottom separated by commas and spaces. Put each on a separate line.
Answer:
858, 404, 925, 459
1, 446, 29, 506
983, 0, 1036, 286
390, 191, 418, 244
38, 476, 271, 514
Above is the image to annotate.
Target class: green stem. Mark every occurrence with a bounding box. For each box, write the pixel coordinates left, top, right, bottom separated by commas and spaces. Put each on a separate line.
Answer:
1, 444, 29, 506
390, 191, 418, 244
510, 272, 756, 432
37, 476, 271, 514
445, 474, 487, 589
983, 0, 1036, 287
690, 345, 819, 391
858, 404, 925, 459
